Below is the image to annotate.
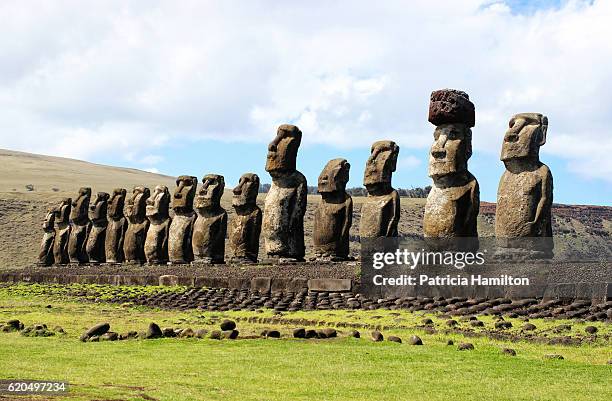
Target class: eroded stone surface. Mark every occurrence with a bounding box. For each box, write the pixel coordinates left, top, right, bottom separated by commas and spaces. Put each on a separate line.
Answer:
424, 89, 479, 244
229, 173, 262, 263
38, 208, 56, 266
360, 141, 400, 238
496, 113, 553, 258
68, 187, 92, 263
263, 125, 307, 261
145, 185, 171, 264
52, 198, 71, 265
105, 188, 127, 264
168, 176, 197, 264
86, 192, 109, 263
314, 158, 352, 260
193, 174, 227, 264
123, 186, 150, 264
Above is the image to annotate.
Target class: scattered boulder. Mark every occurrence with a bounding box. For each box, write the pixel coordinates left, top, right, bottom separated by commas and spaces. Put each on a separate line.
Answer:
585, 326, 598, 334
387, 336, 402, 344
470, 321, 484, 327
53, 326, 66, 334
195, 329, 208, 339
21, 324, 55, 337
81, 322, 110, 342
408, 335, 423, 345
145, 323, 163, 339
305, 329, 318, 339
501, 348, 516, 356
318, 328, 337, 339
100, 332, 118, 341
458, 342, 474, 351
163, 327, 177, 337
495, 321, 512, 330
3, 319, 23, 332
210, 330, 222, 340
220, 320, 236, 331
544, 354, 564, 360
446, 339, 454, 346
371, 330, 384, 342
222, 330, 239, 340
421, 318, 434, 326
348, 330, 360, 338
292, 328, 306, 338
445, 319, 458, 327
179, 328, 195, 338
266, 330, 281, 339
522, 323, 536, 331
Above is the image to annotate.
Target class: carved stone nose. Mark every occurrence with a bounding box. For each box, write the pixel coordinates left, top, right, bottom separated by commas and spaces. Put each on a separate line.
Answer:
505, 133, 519, 143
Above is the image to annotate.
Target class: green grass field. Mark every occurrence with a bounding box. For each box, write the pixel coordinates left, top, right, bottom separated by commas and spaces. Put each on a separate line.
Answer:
0, 284, 610, 401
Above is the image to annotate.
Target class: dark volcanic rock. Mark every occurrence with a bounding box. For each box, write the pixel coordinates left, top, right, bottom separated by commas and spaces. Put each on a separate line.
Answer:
522, 323, 536, 331
388, 335, 402, 344
220, 319, 236, 331
501, 348, 517, 356
371, 330, 384, 342
458, 342, 474, 351
210, 330, 222, 340
292, 328, 306, 338
584, 326, 598, 334
145, 322, 163, 339
348, 330, 360, 338
222, 329, 239, 339
81, 322, 110, 341
544, 354, 564, 360
408, 335, 423, 345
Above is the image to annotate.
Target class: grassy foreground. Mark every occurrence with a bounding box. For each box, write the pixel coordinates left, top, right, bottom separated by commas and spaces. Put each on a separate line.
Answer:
0, 285, 610, 401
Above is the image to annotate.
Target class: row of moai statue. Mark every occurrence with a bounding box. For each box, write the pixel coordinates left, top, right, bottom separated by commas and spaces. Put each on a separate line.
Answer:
39, 88, 553, 266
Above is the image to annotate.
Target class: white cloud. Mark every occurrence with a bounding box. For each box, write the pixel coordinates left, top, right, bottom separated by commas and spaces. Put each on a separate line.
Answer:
0, 0, 611, 180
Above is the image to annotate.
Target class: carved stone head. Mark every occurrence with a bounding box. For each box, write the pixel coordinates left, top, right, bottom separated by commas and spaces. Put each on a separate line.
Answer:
232, 173, 260, 208
70, 187, 91, 224
363, 141, 399, 193
55, 198, 72, 226
428, 123, 472, 178
89, 192, 109, 224
125, 186, 150, 221
427, 89, 475, 180
501, 113, 548, 162
107, 188, 127, 220
265, 124, 302, 175
43, 207, 56, 232
195, 174, 225, 210
319, 158, 350, 194
172, 175, 197, 212
146, 185, 170, 219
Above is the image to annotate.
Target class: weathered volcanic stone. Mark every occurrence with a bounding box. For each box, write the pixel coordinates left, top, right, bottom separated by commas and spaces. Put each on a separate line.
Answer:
86, 192, 109, 263
220, 319, 236, 331
371, 330, 384, 342
145, 322, 163, 339
38, 208, 56, 266
52, 198, 71, 265
68, 187, 92, 263
144, 185, 171, 264
424, 89, 479, 245
263, 124, 307, 261
314, 158, 353, 260
192, 174, 227, 264
80, 322, 110, 341
292, 328, 306, 338
105, 188, 128, 263
123, 186, 150, 264
229, 173, 262, 263
409, 335, 423, 345
360, 141, 400, 238
387, 335, 402, 343
169, 176, 198, 264
496, 113, 553, 258
458, 342, 474, 351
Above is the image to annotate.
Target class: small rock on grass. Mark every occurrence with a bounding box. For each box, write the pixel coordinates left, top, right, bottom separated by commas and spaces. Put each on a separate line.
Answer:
209, 330, 222, 340
222, 330, 239, 340
585, 326, 597, 334
446, 339, 454, 346
408, 335, 423, 345
305, 329, 318, 339
220, 320, 236, 331
371, 330, 384, 342
162, 327, 177, 337
100, 332, 118, 341
387, 336, 402, 344
145, 323, 163, 339
501, 348, 517, 356
266, 330, 281, 339
458, 343, 474, 351
348, 330, 360, 338
81, 322, 110, 342
195, 329, 208, 339
522, 323, 536, 331
292, 328, 306, 338
544, 354, 564, 360
318, 328, 337, 339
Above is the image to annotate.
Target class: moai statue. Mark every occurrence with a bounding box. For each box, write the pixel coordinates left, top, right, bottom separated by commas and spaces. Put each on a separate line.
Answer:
145, 185, 171, 264
192, 174, 227, 264
314, 159, 353, 260
496, 113, 553, 258
37, 207, 56, 266
229, 173, 262, 263
52, 198, 71, 265
86, 192, 109, 264
123, 186, 150, 264
168, 176, 198, 264
423, 89, 479, 247
105, 188, 128, 264
360, 141, 400, 238
262, 124, 307, 261
68, 187, 92, 264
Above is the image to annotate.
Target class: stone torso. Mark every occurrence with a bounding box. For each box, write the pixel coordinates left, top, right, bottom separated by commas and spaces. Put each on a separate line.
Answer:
68, 223, 91, 263
105, 217, 126, 263
229, 207, 262, 262
313, 195, 352, 257
145, 218, 171, 264
124, 220, 149, 263
359, 190, 399, 238
53, 224, 70, 264
192, 210, 227, 263
423, 176, 479, 238
86, 224, 107, 263
263, 171, 307, 258
39, 232, 55, 266
168, 212, 196, 263
496, 165, 552, 238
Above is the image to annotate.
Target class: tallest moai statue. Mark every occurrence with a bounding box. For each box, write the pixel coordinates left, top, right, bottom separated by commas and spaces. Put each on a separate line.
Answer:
496, 113, 553, 258
262, 124, 307, 262
423, 89, 479, 244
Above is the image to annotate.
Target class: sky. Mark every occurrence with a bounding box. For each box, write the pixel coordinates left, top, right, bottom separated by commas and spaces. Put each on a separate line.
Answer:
0, 0, 610, 205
